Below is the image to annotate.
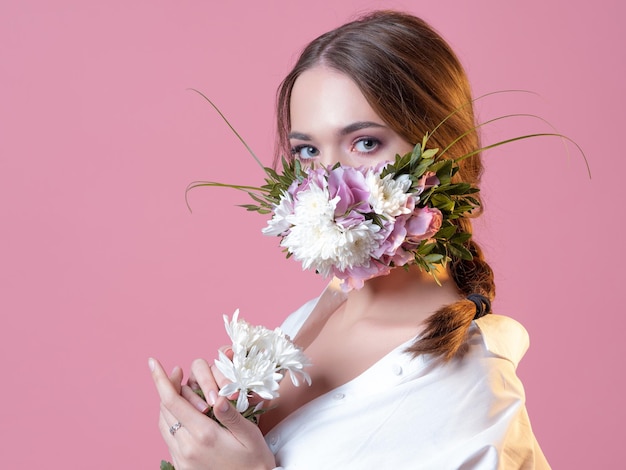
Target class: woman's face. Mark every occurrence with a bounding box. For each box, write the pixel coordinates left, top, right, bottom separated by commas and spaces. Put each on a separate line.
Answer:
289, 66, 413, 167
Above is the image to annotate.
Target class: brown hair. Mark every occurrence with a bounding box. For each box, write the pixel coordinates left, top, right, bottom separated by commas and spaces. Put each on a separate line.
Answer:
276, 11, 495, 360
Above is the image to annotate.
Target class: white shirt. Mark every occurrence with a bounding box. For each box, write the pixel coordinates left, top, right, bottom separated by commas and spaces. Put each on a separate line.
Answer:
265, 298, 550, 469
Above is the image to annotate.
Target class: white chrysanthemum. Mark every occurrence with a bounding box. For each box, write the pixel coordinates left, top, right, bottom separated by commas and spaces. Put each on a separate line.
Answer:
330, 220, 383, 270
215, 347, 282, 412
223, 309, 261, 355
287, 182, 339, 227
282, 218, 382, 275
216, 311, 311, 413
268, 328, 312, 387
281, 221, 337, 272
262, 190, 294, 236
366, 171, 412, 217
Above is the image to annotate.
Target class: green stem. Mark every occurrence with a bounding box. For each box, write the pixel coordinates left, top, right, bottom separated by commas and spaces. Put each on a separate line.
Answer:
185, 181, 268, 212
454, 133, 591, 178
187, 88, 266, 172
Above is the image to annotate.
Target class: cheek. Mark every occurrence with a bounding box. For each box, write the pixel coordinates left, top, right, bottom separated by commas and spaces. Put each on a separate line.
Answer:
390, 136, 415, 156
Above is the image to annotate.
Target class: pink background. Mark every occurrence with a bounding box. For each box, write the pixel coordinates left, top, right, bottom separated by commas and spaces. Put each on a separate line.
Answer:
1, 0, 623, 467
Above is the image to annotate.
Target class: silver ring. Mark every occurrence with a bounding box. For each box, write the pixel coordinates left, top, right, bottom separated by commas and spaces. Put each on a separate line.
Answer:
169, 422, 182, 436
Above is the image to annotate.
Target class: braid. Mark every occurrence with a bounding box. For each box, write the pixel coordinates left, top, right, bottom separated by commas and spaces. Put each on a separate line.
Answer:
407, 221, 496, 361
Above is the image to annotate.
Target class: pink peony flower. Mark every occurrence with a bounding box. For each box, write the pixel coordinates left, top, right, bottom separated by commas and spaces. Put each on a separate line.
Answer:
372, 214, 407, 259
333, 260, 393, 291
327, 166, 371, 216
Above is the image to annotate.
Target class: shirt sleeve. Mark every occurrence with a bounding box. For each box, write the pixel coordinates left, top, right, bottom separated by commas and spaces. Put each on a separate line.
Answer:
278, 296, 318, 338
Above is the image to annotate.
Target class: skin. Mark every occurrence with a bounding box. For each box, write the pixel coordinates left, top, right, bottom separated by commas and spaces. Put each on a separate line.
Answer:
150, 65, 462, 467
149, 357, 276, 470
288, 66, 414, 167
260, 67, 461, 432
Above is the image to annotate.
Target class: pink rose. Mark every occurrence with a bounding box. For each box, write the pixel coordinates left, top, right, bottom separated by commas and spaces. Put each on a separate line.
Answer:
405, 207, 442, 243
415, 171, 440, 195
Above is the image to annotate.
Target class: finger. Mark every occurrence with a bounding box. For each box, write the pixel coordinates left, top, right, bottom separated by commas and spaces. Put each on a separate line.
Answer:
181, 384, 210, 413
150, 358, 179, 401
210, 361, 231, 389
169, 366, 183, 394
189, 358, 219, 406
159, 407, 184, 442
212, 395, 264, 447
149, 357, 216, 437
187, 369, 200, 392
187, 347, 233, 391
218, 345, 234, 359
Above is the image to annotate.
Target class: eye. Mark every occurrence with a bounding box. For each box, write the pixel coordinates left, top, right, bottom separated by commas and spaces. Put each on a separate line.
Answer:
352, 137, 380, 153
291, 144, 320, 160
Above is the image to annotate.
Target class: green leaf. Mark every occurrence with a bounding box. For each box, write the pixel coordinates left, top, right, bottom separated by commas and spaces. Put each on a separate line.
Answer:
238, 204, 261, 211
434, 225, 457, 239
247, 192, 269, 205
428, 158, 452, 172
450, 232, 472, 244
423, 253, 445, 263
412, 157, 435, 179
442, 182, 472, 195
421, 148, 439, 160
416, 241, 436, 255
428, 159, 454, 185
411, 143, 422, 160
431, 193, 455, 212
452, 204, 476, 215
161, 460, 176, 470
449, 244, 473, 260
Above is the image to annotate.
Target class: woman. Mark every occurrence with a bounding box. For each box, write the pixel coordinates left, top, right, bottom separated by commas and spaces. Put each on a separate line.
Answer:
150, 11, 549, 469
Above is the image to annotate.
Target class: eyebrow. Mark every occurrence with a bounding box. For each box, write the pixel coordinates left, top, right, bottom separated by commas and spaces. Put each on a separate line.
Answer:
288, 121, 386, 141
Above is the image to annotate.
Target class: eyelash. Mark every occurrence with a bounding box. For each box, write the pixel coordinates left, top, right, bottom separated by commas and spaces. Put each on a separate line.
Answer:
290, 144, 319, 160
290, 137, 383, 160
351, 137, 381, 154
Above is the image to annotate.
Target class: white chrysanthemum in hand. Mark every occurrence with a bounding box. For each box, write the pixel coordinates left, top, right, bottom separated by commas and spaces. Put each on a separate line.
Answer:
215, 311, 311, 413
366, 171, 412, 217
268, 329, 312, 387
214, 347, 282, 412
223, 309, 261, 354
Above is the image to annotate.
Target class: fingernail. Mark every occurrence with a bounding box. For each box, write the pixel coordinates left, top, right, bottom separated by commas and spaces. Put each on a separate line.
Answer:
170, 366, 180, 376
148, 358, 155, 371
208, 390, 218, 406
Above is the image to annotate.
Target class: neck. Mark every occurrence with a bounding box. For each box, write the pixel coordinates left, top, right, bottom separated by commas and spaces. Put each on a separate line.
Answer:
340, 264, 461, 327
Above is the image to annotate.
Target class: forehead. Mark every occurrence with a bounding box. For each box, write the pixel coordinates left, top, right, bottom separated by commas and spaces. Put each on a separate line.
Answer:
289, 66, 383, 132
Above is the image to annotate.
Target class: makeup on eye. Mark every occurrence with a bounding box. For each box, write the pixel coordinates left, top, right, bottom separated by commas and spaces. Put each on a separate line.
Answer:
351, 136, 381, 154
290, 137, 381, 161
291, 144, 320, 160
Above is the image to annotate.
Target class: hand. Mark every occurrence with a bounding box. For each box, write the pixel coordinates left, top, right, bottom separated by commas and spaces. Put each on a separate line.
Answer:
149, 357, 277, 470
183, 351, 266, 415
179, 357, 224, 414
